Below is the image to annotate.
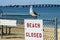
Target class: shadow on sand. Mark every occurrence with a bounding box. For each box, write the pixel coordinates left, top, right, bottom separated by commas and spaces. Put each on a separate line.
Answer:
0, 33, 24, 39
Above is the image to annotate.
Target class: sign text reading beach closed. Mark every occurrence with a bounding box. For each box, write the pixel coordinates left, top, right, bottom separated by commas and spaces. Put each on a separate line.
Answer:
24, 19, 43, 40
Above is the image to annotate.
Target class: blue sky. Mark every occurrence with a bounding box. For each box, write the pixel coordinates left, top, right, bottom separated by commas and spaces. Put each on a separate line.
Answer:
0, 0, 60, 6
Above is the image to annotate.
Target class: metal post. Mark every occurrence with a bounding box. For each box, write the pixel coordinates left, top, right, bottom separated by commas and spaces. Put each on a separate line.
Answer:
0, 9, 4, 38
54, 18, 58, 40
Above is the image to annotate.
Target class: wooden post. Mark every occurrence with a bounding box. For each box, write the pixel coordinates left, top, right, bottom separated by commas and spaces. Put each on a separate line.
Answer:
9, 27, 11, 35
1, 25, 3, 38
6, 26, 7, 34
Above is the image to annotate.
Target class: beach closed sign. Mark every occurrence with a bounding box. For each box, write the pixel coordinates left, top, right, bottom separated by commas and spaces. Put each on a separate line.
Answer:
24, 19, 43, 40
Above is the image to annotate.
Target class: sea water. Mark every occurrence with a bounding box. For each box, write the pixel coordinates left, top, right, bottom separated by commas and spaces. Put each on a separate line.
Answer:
0, 7, 60, 26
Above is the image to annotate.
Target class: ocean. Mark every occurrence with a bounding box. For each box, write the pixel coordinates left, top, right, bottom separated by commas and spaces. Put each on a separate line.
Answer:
0, 7, 60, 26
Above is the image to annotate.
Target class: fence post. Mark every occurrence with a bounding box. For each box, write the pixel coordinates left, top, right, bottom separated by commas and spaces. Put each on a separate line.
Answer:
54, 18, 58, 40
6, 26, 7, 34
1, 25, 3, 38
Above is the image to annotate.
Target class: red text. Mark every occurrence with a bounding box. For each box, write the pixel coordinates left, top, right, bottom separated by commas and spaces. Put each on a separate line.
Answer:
26, 32, 42, 38
27, 23, 40, 28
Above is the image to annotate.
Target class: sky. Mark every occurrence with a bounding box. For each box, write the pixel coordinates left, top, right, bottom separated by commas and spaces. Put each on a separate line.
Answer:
0, 0, 60, 6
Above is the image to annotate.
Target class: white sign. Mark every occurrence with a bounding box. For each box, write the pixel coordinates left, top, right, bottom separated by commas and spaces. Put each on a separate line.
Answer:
0, 19, 16, 26
24, 19, 43, 40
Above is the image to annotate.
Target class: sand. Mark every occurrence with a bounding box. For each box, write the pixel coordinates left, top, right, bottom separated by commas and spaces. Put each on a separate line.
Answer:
0, 24, 60, 40
58, 28, 60, 40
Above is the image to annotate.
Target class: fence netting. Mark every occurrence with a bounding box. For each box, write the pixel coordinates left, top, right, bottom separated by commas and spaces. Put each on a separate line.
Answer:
0, 19, 57, 40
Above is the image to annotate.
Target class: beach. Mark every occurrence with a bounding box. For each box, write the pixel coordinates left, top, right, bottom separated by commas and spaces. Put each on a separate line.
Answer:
58, 28, 60, 40
0, 24, 60, 40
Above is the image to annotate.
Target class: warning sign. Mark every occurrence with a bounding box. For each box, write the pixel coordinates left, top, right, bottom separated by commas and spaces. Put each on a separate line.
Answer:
24, 19, 43, 40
